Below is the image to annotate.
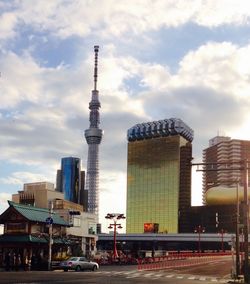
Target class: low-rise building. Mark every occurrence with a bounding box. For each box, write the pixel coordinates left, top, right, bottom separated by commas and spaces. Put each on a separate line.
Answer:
0, 201, 69, 270
10, 182, 98, 260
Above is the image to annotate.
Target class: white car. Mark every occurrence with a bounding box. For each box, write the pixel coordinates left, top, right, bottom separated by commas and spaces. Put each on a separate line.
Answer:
60, 257, 99, 272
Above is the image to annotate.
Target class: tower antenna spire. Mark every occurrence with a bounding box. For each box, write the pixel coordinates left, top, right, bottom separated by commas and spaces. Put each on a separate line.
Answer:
93, 45, 99, 91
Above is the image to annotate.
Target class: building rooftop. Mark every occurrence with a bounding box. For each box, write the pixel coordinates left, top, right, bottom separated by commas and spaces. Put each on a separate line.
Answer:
23, 181, 55, 191
127, 118, 194, 142
0, 201, 68, 226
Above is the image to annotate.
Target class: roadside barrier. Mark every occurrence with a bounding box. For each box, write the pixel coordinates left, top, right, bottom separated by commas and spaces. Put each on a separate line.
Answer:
137, 251, 232, 271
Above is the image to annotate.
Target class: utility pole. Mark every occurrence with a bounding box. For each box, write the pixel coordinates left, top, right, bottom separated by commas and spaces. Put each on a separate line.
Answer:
243, 159, 249, 283
235, 181, 240, 278
46, 201, 54, 271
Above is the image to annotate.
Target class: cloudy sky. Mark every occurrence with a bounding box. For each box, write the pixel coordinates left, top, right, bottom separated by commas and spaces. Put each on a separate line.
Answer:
1, 0, 250, 229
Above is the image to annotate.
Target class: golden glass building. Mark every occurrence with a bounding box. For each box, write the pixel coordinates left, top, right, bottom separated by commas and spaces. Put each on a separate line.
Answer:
126, 118, 193, 233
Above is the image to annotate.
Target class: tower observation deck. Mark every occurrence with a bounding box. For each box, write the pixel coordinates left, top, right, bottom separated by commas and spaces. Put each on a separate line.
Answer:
85, 46, 103, 217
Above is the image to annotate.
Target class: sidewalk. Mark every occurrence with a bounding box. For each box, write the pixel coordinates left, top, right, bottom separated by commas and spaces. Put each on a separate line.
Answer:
228, 276, 244, 283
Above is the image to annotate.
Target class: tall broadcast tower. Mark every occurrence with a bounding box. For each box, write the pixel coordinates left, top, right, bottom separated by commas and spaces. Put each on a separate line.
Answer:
85, 46, 103, 217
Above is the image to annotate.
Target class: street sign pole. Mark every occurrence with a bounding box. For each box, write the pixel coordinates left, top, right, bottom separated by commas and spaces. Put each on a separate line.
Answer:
48, 224, 52, 271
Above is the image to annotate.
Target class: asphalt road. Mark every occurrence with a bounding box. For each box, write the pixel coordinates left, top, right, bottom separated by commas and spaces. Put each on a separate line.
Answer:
0, 256, 235, 284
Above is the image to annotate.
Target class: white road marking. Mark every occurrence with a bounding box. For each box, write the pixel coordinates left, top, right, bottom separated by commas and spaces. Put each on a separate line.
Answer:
144, 273, 154, 277
126, 274, 141, 279
154, 274, 163, 277
123, 271, 134, 275
97, 269, 231, 283
165, 274, 174, 278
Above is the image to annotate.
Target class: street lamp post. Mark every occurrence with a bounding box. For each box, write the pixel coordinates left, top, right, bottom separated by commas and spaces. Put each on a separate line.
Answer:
105, 213, 125, 261
194, 225, 205, 254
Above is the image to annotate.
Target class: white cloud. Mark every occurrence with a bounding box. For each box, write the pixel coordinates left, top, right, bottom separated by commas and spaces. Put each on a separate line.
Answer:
2, 40, 250, 174
196, 0, 250, 27
0, 0, 250, 42
0, 51, 44, 108
0, 193, 11, 224
0, 172, 50, 186
176, 42, 250, 97
134, 41, 250, 102
0, 12, 18, 40
0, 192, 11, 205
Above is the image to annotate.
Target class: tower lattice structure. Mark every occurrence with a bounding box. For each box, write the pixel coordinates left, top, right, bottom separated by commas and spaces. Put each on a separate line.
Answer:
85, 46, 103, 217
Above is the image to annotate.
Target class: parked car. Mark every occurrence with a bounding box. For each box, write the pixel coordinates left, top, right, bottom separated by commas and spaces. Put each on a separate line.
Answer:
60, 257, 99, 272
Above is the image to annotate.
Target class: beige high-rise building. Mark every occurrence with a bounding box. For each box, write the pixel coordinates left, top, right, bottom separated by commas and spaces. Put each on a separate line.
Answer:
12, 182, 65, 209
203, 136, 250, 204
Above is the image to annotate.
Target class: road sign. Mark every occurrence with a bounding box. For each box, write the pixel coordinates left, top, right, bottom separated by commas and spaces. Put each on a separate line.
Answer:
46, 217, 53, 225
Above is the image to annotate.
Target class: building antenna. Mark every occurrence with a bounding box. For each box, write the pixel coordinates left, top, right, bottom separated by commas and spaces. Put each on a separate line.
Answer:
93, 45, 99, 91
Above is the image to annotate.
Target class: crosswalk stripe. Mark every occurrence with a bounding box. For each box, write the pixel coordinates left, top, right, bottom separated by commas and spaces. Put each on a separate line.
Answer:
144, 273, 154, 277
123, 271, 134, 275
126, 275, 138, 278
97, 270, 230, 282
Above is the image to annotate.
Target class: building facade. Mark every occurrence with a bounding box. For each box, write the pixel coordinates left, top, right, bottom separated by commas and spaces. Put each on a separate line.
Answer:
11, 182, 98, 258
187, 204, 237, 233
61, 157, 80, 204
202, 136, 250, 205
56, 157, 86, 207
126, 118, 193, 234
85, 46, 103, 217
97, 233, 232, 258
52, 199, 98, 257
0, 201, 68, 270
12, 182, 64, 209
